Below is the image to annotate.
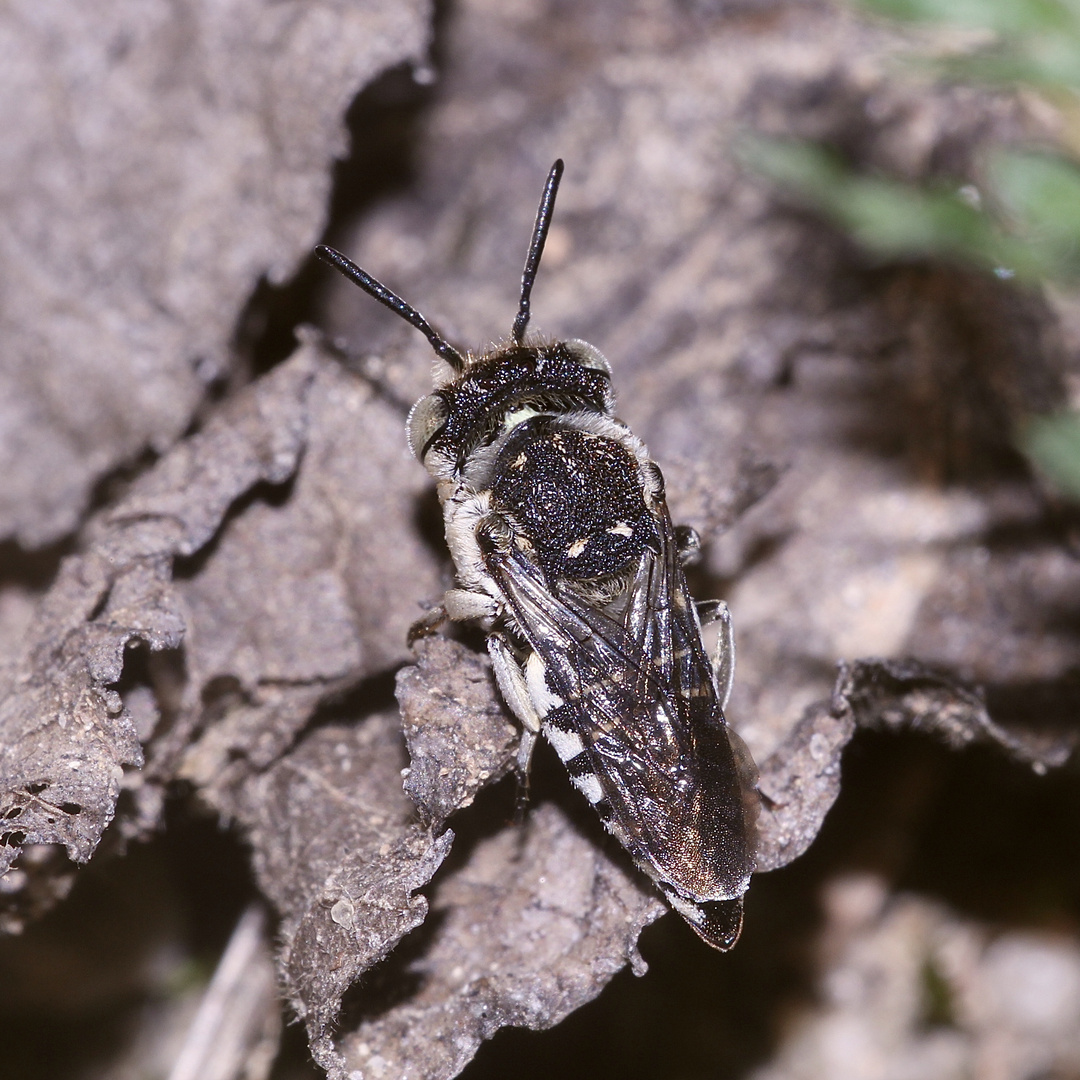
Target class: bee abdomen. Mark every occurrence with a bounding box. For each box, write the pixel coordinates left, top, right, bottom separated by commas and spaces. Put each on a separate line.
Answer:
543, 709, 609, 809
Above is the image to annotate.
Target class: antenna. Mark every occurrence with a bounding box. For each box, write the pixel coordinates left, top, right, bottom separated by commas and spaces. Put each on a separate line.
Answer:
511, 159, 564, 344
314, 244, 466, 372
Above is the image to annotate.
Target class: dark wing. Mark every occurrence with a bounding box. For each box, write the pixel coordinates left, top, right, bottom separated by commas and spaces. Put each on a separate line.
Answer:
486, 496, 755, 916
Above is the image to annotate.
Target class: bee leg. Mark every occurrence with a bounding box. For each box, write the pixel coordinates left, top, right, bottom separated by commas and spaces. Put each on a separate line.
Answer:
407, 604, 448, 644
444, 587, 499, 622
487, 633, 543, 737
487, 632, 542, 819
409, 588, 498, 645
695, 598, 722, 624
697, 599, 735, 711
674, 524, 702, 567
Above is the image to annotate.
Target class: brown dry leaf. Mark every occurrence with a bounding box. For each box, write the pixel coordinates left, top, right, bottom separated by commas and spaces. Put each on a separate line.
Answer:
398, 637, 520, 823
220, 712, 454, 1079
0, 0, 430, 547
0, 352, 317, 930
336, 802, 664, 1080
755, 659, 1071, 876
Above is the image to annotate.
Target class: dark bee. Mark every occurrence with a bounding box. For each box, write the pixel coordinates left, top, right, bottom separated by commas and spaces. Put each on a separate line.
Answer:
316, 160, 757, 950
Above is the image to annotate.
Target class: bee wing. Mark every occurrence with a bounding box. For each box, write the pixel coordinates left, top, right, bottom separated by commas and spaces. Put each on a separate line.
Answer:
486, 499, 755, 911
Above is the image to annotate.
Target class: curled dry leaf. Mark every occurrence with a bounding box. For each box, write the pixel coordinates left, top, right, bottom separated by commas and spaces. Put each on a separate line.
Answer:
398, 637, 519, 824
219, 712, 454, 1079
839, 657, 1075, 771
336, 802, 665, 1080
0, 352, 318, 932
755, 659, 1071, 875
0, 0, 431, 547
170, 345, 442, 808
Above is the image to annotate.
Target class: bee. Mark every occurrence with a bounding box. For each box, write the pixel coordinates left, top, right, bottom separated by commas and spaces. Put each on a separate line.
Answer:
315, 160, 757, 950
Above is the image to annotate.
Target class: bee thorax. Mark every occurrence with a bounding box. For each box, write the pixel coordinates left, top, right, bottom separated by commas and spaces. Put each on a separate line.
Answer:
489, 415, 653, 582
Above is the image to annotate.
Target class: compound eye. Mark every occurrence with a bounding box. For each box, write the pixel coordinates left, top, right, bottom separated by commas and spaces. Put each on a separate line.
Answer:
407, 394, 449, 460
564, 338, 611, 374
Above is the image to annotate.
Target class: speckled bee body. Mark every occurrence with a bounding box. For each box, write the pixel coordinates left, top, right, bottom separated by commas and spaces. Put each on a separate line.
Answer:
317, 161, 756, 950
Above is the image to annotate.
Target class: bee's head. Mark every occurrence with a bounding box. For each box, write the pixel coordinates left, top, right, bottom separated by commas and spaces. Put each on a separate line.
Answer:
316, 160, 616, 480
406, 337, 614, 479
